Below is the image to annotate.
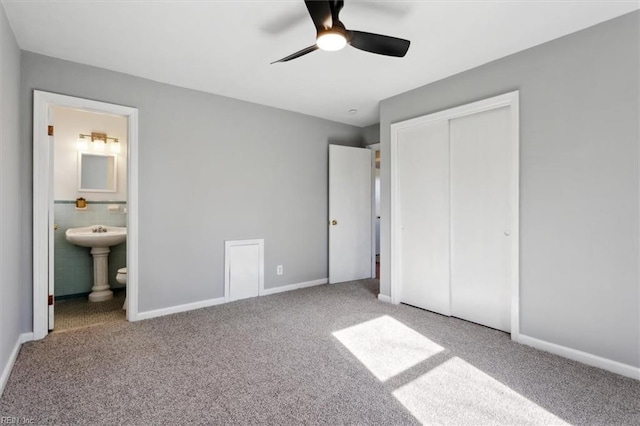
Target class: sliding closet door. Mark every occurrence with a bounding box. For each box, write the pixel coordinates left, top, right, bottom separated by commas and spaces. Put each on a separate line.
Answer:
449, 106, 512, 332
397, 121, 451, 315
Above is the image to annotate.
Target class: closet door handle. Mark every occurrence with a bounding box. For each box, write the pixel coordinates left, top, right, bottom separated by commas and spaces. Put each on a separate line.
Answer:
504, 231, 511, 236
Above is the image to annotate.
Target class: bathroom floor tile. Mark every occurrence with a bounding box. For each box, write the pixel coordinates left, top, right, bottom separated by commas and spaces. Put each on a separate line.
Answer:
53, 292, 126, 332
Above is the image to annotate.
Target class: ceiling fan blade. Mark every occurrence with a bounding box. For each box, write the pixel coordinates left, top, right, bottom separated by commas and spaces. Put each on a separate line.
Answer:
332, 1, 344, 21
271, 45, 319, 64
347, 30, 410, 57
304, 0, 332, 32
330, 0, 346, 30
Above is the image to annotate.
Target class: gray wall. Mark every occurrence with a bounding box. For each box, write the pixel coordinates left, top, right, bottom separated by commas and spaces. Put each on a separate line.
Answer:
379, 12, 639, 367
0, 2, 24, 381
20, 52, 364, 317
362, 123, 380, 146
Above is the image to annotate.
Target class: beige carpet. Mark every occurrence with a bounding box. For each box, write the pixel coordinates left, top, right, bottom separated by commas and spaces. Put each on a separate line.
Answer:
53, 292, 126, 332
1, 280, 638, 425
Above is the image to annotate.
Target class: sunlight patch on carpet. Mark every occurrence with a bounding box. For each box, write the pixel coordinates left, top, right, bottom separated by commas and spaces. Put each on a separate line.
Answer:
392, 357, 568, 425
333, 315, 444, 381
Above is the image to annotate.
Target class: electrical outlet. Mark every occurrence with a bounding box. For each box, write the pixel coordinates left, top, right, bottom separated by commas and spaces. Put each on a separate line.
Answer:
277, 265, 283, 275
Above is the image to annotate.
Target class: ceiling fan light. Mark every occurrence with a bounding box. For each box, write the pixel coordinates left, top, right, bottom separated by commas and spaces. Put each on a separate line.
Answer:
317, 31, 347, 51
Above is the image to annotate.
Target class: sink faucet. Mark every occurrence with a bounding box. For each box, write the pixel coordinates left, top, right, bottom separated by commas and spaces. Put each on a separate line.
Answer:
92, 225, 107, 233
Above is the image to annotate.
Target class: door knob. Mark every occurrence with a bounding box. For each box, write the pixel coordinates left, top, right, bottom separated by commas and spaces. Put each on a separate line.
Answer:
504, 231, 510, 236
331, 220, 338, 226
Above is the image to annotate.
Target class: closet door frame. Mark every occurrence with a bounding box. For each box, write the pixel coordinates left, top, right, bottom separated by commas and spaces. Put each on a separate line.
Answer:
390, 91, 520, 339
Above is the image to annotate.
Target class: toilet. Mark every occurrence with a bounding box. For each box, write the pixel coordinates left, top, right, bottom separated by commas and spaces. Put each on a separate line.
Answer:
116, 267, 127, 310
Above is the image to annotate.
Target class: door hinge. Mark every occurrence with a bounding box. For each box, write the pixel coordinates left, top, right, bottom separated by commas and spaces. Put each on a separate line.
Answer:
48, 295, 53, 305
47, 125, 54, 136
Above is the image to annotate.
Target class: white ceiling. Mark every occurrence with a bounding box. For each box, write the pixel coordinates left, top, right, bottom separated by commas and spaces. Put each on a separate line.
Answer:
3, 0, 638, 127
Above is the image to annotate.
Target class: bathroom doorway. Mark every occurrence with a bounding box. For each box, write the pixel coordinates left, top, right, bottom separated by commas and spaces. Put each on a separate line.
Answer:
368, 143, 381, 280
33, 91, 139, 340
51, 106, 128, 332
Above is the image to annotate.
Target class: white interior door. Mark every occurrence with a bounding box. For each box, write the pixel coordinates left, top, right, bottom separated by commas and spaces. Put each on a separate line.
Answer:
397, 121, 451, 315
47, 108, 55, 330
329, 145, 372, 284
450, 106, 512, 332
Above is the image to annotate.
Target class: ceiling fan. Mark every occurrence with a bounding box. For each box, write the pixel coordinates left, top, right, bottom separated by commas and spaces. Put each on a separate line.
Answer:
271, 0, 410, 64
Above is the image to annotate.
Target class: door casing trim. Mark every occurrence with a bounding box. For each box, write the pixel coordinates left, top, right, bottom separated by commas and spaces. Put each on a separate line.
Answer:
367, 143, 380, 280
33, 90, 140, 339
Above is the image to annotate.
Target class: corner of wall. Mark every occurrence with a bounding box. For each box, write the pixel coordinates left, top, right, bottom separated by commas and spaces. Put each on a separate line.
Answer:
1, 0, 29, 394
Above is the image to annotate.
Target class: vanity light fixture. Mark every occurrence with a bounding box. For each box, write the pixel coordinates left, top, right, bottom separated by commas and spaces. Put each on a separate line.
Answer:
76, 135, 89, 151
94, 139, 106, 152
110, 139, 121, 154
76, 132, 120, 153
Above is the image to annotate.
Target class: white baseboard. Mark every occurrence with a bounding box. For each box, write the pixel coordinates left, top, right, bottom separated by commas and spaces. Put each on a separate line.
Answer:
260, 278, 328, 296
518, 334, 639, 380
377, 294, 392, 303
137, 279, 329, 321
136, 297, 227, 321
1, 333, 33, 397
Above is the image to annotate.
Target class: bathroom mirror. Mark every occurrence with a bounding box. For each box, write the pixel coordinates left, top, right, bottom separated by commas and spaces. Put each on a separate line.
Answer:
78, 152, 117, 192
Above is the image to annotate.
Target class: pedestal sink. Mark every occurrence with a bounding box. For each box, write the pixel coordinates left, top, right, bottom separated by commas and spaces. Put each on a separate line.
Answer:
65, 226, 127, 302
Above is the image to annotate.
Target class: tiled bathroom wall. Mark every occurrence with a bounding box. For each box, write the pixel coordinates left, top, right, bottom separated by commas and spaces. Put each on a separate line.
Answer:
54, 201, 127, 298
